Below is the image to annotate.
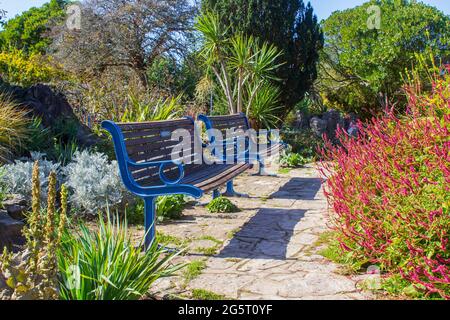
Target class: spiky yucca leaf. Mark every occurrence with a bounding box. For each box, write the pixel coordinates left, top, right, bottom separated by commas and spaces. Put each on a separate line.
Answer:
121, 94, 184, 122
57, 214, 185, 300
248, 81, 282, 129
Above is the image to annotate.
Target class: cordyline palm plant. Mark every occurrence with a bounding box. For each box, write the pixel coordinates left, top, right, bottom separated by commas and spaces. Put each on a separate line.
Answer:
195, 11, 283, 122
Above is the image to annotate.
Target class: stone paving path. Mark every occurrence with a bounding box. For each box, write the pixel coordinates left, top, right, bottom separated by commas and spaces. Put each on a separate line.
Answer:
146, 165, 373, 300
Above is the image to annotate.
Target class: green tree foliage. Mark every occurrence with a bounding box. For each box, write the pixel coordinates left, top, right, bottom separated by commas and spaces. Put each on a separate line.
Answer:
0, 0, 67, 54
318, 0, 450, 117
202, 0, 323, 117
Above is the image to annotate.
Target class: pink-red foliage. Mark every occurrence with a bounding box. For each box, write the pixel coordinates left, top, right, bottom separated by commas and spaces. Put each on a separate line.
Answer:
321, 66, 450, 299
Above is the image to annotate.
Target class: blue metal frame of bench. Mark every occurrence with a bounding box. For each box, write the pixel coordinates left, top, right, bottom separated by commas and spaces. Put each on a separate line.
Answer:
198, 113, 286, 185
102, 117, 251, 248
102, 118, 204, 248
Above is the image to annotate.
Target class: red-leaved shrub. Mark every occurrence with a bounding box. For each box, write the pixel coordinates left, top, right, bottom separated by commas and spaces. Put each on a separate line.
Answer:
321, 66, 450, 299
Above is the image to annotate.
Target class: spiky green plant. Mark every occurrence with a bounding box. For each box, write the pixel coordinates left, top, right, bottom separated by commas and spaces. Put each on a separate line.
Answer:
195, 11, 284, 117
57, 214, 185, 300
248, 81, 282, 129
0, 93, 29, 162
120, 94, 183, 122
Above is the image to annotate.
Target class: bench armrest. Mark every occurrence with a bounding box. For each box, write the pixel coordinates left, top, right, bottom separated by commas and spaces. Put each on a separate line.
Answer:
127, 159, 185, 186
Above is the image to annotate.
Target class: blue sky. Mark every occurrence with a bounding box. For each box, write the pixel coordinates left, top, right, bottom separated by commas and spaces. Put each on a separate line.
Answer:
1, 0, 450, 21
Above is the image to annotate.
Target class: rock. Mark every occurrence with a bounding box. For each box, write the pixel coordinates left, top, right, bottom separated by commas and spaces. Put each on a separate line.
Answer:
309, 110, 349, 141
4, 204, 27, 221
322, 109, 345, 140
2, 195, 28, 221
0, 210, 25, 251
3, 82, 101, 147
309, 117, 327, 137
293, 111, 310, 129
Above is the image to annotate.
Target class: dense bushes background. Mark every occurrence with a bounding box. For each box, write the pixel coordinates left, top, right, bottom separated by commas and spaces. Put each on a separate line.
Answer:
318, 0, 450, 117
321, 67, 450, 299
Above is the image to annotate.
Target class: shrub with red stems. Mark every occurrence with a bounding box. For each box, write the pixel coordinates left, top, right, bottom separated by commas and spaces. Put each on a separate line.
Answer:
320, 66, 450, 299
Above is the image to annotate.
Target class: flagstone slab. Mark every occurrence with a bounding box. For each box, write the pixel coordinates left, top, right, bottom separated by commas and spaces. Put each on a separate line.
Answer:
144, 166, 372, 300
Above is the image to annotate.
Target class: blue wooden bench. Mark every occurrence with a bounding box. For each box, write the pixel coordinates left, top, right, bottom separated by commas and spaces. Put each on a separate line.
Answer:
102, 117, 251, 247
198, 113, 286, 189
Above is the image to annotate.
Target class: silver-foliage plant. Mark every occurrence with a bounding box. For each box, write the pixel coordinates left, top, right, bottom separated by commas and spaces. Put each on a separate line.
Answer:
0, 152, 61, 204
63, 150, 126, 213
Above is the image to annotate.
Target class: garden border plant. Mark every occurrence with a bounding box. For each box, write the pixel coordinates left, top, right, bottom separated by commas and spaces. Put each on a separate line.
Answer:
320, 66, 450, 299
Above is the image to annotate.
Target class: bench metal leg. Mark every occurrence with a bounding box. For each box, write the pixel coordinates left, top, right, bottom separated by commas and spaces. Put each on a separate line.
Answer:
212, 189, 221, 199
222, 180, 249, 198
252, 160, 278, 177
144, 197, 157, 250
195, 190, 221, 207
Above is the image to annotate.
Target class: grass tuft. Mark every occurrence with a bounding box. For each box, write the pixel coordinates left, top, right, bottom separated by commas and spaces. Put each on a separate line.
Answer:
191, 288, 227, 300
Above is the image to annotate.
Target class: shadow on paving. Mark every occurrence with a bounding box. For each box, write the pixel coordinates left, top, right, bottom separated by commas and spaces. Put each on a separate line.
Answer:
269, 177, 322, 200
217, 178, 322, 260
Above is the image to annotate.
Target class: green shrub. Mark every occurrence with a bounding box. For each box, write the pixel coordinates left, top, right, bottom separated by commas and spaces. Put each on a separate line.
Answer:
279, 150, 309, 168
206, 197, 239, 214
18, 117, 80, 165
53, 139, 79, 166
125, 199, 145, 225
57, 214, 184, 300
157, 195, 186, 222
126, 195, 187, 225
281, 128, 323, 158
20, 117, 53, 155
120, 94, 184, 123
248, 81, 282, 129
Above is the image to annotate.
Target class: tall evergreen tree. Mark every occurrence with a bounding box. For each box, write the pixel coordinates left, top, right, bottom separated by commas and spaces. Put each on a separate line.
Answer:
202, 0, 323, 117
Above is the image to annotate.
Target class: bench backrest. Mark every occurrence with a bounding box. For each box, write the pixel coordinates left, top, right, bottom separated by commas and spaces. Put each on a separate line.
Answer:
199, 113, 250, 140
114, 118, 202, 187
198, 113, 251, 158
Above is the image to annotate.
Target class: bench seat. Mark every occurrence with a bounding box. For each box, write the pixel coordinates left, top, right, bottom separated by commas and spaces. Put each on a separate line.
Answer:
102, 117, 251, 247
182, 163, 252, 192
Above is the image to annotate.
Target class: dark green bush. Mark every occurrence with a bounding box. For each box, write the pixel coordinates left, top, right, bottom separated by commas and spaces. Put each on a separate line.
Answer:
281, 129, 323, 159
126, 195, 187, 224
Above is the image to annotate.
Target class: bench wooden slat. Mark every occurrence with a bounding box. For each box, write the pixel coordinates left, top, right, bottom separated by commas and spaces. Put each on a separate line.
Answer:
118, 118, 192, 132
